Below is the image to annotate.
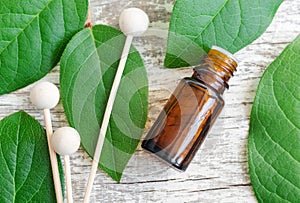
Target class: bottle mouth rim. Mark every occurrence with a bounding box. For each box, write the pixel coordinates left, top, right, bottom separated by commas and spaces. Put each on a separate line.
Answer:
211, 46, 239, 66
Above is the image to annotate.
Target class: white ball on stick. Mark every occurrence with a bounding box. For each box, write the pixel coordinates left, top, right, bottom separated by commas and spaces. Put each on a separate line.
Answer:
119, 7, 149, 36
30, 81, 60, 109
51, 127, 81, 156
51, 127, 80, 203
30, 81, 63, 202
84, 8, 149, 202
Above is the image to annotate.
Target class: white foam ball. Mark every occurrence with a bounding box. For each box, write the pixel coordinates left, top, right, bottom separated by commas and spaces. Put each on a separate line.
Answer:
119, 8, 149, 36
30, 82, 60, 109
51, 127, 81, 156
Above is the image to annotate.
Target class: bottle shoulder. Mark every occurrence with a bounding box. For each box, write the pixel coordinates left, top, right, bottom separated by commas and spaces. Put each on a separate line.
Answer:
181, 77, 225, 104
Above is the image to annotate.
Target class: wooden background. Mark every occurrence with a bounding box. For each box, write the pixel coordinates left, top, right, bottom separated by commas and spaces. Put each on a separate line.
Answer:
1, 0, 299, 202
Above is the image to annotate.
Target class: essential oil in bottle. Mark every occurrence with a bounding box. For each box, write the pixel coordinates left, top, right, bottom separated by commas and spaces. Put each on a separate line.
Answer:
142, 46, 238, 171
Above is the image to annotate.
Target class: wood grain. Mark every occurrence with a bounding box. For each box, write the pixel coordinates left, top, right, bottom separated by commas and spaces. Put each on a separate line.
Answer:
1, 0, 299, 202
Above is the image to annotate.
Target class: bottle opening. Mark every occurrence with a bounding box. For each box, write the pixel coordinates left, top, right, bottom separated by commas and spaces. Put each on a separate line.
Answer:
211, 46, 238, 66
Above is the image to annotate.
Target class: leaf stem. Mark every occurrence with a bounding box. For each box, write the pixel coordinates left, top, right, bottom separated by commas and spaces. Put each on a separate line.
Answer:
85, 6, 92, 28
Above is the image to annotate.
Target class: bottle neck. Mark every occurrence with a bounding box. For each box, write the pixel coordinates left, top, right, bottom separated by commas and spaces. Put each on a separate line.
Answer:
192, 48, 238, 94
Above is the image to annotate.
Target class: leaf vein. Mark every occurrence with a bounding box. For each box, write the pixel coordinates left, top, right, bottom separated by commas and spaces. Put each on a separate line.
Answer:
272, 61, 300, 129
167, 0, 231, 66
0, 0, 54, 56
255, 105, 300, 192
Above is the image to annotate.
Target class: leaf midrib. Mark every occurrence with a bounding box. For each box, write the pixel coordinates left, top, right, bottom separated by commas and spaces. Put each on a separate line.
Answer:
12, 113, 22, 202
0, 0, 57, 55
14, 122, 37, 198
192, 0, 230, 41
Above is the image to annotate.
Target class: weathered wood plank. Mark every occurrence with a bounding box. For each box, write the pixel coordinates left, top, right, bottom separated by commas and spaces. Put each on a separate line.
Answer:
0, 0, 299, 202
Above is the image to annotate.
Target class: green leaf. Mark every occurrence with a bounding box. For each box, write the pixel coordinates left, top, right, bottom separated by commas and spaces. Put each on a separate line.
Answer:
248, 35, 300, 202
0, 0, 88, 95
0, 111, 64, 202
164, 0, 283, 68
60, 25, 148, 182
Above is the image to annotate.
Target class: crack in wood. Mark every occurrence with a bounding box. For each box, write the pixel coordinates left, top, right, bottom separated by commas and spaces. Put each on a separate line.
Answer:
229, 183, 252, 187
110, 177, 219, 185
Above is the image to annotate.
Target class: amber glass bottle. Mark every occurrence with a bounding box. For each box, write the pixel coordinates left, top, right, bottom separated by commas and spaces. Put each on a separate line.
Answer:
142, 46, 238, 171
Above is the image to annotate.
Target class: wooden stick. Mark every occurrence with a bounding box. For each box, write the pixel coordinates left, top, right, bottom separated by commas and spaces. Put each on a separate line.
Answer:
43, 109, 63, 203
64, 155, 73, 203
83, 35, 134, 202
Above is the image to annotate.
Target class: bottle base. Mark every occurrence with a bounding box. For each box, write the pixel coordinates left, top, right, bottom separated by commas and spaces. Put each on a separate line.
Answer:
142, 139, 188, 171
